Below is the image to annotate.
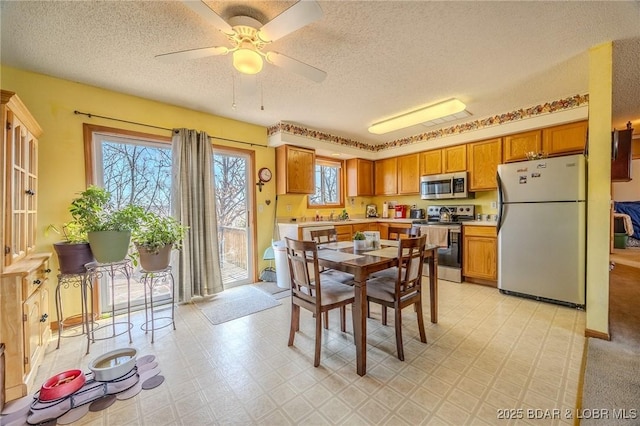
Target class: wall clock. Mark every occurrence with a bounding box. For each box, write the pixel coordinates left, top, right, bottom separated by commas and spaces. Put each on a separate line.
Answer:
258, 167, 272, 183
257, 167, 272, 192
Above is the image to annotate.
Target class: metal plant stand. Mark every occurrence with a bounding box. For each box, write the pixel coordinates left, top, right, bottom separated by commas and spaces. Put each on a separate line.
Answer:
54, 272, 94, 354
139, 266, 176, 343
85, 260, 133, 352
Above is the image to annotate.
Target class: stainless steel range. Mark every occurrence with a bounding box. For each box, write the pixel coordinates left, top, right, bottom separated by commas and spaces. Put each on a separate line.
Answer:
412, 205, 475, 283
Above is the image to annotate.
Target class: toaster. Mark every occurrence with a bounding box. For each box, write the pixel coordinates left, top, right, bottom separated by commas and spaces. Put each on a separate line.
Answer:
409, 208, 425, 219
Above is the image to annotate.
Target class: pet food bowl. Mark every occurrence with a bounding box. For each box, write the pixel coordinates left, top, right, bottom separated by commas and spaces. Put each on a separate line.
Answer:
40, 369, 86, 401
89, 348, 137, 382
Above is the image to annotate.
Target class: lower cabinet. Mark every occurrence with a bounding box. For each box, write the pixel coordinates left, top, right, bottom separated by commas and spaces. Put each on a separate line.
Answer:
334, 224, 353, 241
463, 225, 497, 284
1, 254, 51, 401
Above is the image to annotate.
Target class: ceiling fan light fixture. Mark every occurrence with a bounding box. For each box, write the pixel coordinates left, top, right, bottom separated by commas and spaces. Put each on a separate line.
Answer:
368, 98, 467, 134
233, 47, 263, 75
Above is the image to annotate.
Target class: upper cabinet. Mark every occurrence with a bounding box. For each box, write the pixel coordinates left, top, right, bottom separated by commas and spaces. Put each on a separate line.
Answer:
467, 138, 502, 191
1, 91, 43, 268
346, 158, 374, 196
374, 157, 397, 195
542, 121, 588, 157
443, 145, 467, 173
611, 125, 634, 182
419, 150, 442, 176
503, 130, 542, 163
276, 145, 315, 195
397, 153, 420, 194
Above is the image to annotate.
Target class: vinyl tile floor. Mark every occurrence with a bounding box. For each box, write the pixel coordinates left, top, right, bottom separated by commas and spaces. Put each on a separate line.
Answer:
31, 279, 585, 425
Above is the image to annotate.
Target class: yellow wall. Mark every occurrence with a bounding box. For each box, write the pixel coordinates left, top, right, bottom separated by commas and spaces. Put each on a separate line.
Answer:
1, 66, 277, 311
586, 43, 613, 337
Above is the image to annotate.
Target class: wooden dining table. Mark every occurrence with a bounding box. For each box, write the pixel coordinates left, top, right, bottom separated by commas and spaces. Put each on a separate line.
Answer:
316, 239, 439, 376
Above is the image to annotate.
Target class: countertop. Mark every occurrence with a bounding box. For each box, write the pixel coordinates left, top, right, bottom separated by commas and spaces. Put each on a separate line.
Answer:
278, 218, 415, 228
463, 220, 497, 227
279, 218, 499, 228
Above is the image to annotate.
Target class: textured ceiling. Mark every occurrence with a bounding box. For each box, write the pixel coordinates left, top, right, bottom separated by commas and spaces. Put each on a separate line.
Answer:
1, 1, 639, 147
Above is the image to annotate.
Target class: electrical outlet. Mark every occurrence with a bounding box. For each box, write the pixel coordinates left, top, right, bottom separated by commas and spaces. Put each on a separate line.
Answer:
286, 204, 292, 212
491, 201, 497, 209
350, 198, 355, 206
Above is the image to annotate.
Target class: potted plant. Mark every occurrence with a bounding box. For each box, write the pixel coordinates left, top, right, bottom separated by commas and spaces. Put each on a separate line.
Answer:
69, 186, 144, 263
47, 221, 95, 274
132, 211, 188, 271
353, 231, 368, 251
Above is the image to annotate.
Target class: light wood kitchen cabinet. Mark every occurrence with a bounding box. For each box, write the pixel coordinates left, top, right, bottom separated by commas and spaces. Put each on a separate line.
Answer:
397, 153, 420, 194
503, 130, 542, 163
346, 158, 374, 196
276, 145, 315, 195
352, 223, 379, 234
443, 145, 467, 172
334, 224, 353, 241
419, 149, 442, 176
374, 157, 397, 195
467, 138, 502, 191
1, 91, 52, 402
463, 225, 497, 283
1, 254, 52, 401
2, 91, 43, 267
542, 120, 588, 157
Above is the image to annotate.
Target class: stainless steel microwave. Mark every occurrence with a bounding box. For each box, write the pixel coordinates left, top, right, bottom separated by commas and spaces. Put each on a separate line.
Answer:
420, 172, 470, 200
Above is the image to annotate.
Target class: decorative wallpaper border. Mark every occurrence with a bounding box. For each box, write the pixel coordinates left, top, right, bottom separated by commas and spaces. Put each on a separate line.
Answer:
267, 94, 589, 152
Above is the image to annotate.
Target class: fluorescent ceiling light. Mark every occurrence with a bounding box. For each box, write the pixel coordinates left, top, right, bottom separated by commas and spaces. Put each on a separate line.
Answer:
422, 110, 471, 127
368, 98, 467, 135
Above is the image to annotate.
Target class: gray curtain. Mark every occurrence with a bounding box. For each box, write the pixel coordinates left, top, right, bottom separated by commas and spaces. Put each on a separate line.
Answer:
172, 128, 223, 302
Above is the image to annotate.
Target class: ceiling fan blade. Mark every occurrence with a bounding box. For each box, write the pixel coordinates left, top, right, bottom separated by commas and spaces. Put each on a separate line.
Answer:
265, 52, 326, 83
182, 1, 234, 35
257, 0, 322, 43
155, 46, 229, 63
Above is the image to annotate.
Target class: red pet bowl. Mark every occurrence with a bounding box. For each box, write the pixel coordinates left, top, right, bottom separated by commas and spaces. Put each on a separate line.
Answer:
40, 369, 86, 401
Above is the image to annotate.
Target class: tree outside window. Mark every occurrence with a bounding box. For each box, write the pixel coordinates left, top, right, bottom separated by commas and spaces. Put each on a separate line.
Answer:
309, 158, 343, 207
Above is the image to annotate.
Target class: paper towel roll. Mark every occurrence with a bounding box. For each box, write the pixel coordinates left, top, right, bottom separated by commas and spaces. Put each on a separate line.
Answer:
382, 202, 388, 218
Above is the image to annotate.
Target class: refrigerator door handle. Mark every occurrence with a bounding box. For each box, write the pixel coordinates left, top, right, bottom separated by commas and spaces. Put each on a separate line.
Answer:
496, 171, 504, 233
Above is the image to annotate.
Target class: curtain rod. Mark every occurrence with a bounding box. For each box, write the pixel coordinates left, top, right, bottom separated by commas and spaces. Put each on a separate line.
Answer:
73, 110, 267, 148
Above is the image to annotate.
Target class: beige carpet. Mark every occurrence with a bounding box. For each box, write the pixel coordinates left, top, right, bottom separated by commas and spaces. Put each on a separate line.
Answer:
195, 285, 281, 325
580, 263, 640, 425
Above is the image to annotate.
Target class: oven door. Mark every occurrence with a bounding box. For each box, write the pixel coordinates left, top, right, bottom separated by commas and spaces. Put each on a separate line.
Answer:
437, 229, 461, 268
419, 225, 462, 282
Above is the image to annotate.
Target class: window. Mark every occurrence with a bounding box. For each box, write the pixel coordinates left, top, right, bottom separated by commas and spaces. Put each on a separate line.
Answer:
308, 157, 343, 207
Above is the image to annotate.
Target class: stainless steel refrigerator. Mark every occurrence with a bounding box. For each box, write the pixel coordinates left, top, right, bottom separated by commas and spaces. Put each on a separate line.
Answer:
497, 154, 586, 307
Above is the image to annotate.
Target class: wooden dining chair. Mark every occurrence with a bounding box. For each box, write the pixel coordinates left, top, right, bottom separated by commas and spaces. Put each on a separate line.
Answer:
366, 235, 428, 361
371, 226, 420, 280
309, 228, 356, 285
285, 237, 356, 367
388, 226, 419, 241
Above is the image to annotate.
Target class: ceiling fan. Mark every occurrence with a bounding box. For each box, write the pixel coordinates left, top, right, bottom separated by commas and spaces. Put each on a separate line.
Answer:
156, 0, 327, 82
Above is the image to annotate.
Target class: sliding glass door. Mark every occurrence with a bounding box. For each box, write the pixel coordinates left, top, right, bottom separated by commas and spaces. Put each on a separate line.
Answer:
213, 148, 254, 287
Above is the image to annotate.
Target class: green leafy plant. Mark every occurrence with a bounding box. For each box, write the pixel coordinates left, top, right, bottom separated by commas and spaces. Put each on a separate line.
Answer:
132, 212, 188, 254
69, 185, 144, 233
353, 231, 366, 240
46, 221, 88, 243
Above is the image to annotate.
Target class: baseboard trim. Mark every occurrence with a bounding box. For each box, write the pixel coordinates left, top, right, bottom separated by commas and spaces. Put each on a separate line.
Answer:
584, 328, 610, 340
464, 277, 497, 287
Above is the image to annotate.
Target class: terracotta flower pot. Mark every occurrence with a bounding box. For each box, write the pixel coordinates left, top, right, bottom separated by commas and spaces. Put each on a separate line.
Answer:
137, 243, 172, 272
